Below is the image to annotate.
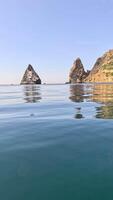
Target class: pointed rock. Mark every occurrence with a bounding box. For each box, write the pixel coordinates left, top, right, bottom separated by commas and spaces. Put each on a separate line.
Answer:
21, 64, 41, 85
69, 58, 90, 83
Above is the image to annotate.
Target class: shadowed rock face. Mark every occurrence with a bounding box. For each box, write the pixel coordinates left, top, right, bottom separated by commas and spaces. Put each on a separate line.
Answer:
21, 65, 41, 85
69, 58, 90, 83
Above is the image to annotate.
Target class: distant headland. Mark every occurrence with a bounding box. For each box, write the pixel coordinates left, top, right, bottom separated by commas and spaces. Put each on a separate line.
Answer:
69, 49, 113, 83
20, 49, 113, 85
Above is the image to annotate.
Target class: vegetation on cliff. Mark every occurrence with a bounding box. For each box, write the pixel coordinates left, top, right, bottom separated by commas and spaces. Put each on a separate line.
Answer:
69, 50, 113, 83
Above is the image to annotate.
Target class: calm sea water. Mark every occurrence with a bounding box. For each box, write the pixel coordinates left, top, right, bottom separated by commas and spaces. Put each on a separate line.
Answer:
1, 83, 113, 200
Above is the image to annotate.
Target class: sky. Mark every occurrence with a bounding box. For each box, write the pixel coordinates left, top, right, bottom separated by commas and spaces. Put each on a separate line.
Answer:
0, 0, 113, 84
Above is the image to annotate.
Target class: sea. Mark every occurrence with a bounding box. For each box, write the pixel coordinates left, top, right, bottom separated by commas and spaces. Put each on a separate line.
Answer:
0, 83, 113, 200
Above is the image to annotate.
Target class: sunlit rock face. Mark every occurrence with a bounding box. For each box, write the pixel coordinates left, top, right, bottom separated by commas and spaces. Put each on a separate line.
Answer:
85, 49, 113, 82
21, 65, 41, 85
69, 58, 90, 83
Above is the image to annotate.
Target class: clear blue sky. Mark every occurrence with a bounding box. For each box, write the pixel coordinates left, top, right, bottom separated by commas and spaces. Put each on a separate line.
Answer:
0, 0, 113, 84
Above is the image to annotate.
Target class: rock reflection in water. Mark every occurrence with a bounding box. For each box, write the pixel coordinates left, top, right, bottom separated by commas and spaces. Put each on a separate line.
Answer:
69, 84, 85, 102
69, 84, 113, 119
69, 84, 91, 119
75, 107, 84, 119
96, 106, 113, 119
23, 85, 41, 103
92, 84, 113, 119
92, 84, 113, 104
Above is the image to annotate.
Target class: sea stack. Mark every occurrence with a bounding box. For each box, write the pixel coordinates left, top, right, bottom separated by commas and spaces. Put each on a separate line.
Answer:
21, 64, 41, 85
69, 58, 90, 83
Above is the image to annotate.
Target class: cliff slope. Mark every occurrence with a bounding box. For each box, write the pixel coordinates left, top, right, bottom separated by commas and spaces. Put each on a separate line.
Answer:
85, 50, 113, 82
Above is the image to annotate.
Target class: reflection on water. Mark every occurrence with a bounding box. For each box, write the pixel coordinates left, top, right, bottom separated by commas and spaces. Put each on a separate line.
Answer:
69, 84, 92, 103
22, 84, 113, 119
69, 84, 85, 102
92, 84, 113, 119
23, 85, 41, 103
96, 106, 113, 119
92, 84, 113, 103
9, 83, 113, 119
75, 107, 84, 119
69, 84, 113, 119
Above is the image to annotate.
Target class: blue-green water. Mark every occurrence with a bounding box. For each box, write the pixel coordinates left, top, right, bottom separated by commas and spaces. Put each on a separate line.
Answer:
1, 84, 113, 199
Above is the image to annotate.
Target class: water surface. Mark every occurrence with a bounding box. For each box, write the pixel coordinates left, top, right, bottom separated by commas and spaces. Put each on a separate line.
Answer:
0, 84, 113, 199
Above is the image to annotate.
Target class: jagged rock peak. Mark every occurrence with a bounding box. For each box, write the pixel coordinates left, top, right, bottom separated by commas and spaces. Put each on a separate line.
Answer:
27, 64, 34, 71
73, 57, 84, 67
69, 58, 90, 83
21, 64, 41, 85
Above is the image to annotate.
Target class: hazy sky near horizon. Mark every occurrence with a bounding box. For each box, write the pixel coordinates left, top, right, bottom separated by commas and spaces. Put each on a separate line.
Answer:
0, 0, 113, 83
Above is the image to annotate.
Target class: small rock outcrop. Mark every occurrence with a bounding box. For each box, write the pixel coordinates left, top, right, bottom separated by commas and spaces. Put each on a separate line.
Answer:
85, 50, 113, 82
21, 65, 41, 85
69, 58, 90, 83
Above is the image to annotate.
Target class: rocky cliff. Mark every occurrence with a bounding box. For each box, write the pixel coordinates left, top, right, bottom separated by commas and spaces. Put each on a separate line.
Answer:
21, 65, 41, 85
69, 58, 90, 83
85, 50, 113, 82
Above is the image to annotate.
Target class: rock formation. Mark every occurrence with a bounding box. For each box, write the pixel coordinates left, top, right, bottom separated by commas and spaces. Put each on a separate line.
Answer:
85, 49, 113, 82
21, 64, 41, 85
69, 58, 90, 83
